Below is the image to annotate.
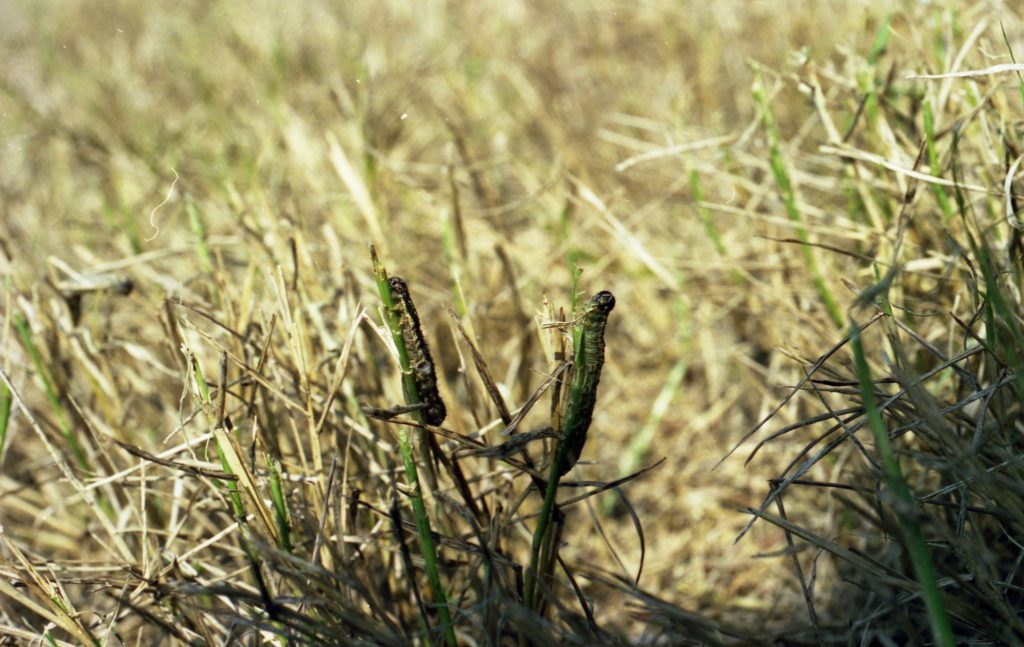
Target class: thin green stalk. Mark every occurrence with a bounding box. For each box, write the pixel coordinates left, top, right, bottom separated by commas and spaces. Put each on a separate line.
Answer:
525, 292, 615, 611
191, 354, 289, 645
186, 198, 215, 275
973, 237, 1024, 392
267, 455, 292, 553
13, 315, 88, 469
0, 280, 8, 468
689, 168, 726, 256
620, 357, 686, 476
753, 69, 843, 328
439, 207, 470, 321
857, 16, 890, 130
561, 198, 583, 347
690, 169, 745, 285
0, 380, 11, 468
371, 247, 456, 647
867, 14, 891, 65
524, 235, 586, 610
923, 99, 952, 220
1000, 22, 1024, 106
524, 434, 570, 611
190, 356, 244, 518
569, 266, 583, 348
101, 201, 143, 255
849, 317, 953, 647
560, 198, 578, 278
399, 435, 450, 646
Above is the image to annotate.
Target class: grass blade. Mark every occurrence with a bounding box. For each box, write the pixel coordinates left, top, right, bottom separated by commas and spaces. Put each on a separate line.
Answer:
371, 246, 456, 647
753, 68, 843, 328
849, 315, 954, 647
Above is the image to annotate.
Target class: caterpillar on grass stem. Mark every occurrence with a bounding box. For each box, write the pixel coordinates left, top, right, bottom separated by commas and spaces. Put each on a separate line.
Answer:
388, 276, 447, 426
556, 290, 615, 477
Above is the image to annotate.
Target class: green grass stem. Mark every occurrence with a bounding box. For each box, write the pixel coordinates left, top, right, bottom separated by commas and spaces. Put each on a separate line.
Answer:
267, 455, 292, 553
849, 316, 954, 647
13, 315, 88, 469
439, 207, 470, 322
690, 169, 746, 285
0, 381, 10, 468
753, 70, 844, 328
189, 356, 245, 518
523, 433, 569, 611
371, 247, 456, 647
525, 293, 613, 611
186, 198, 215, 275
923, 99, 953, 220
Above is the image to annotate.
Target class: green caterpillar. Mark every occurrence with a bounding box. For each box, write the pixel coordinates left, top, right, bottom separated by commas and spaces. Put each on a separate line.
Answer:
556, 290, 615, 477
388, 277, 447, 426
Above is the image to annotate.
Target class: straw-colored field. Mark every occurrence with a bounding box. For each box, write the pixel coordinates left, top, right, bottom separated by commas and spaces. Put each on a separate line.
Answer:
3, 2, 1023, 645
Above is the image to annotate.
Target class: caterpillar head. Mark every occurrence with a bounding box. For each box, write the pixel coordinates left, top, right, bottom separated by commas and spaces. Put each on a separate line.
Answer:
591, 291, 616, 314
388, 276, 410, 297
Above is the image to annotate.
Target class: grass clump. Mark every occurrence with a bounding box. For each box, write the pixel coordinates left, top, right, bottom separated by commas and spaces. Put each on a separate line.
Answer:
733, 25, 1024, 640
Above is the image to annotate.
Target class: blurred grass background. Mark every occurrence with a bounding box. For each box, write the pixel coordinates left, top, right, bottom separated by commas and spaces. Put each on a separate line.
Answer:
2, 1, 1023, 644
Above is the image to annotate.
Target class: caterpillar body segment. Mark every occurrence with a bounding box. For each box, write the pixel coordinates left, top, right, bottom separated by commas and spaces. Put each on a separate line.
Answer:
388, 277, 447, 426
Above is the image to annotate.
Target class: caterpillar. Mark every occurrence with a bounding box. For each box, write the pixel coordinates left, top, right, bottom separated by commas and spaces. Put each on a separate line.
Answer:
388, 276, 447, 426
556, 290, 615, 477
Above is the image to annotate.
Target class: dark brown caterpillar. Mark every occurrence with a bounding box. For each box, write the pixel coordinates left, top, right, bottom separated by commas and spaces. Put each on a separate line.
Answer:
556, 290, 615, 477
388, 276, 447, 426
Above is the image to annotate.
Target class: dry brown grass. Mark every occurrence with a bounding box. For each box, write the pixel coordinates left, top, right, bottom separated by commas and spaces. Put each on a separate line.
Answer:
3, 1, 1024, 644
